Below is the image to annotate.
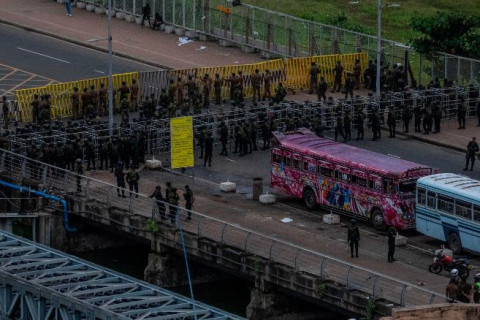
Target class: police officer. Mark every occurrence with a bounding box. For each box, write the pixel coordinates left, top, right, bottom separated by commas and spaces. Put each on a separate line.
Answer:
348, 219, 360, 258
114, 161, 126, 198
130, 79, 139, 112
198, 128, 206, 159
387, 225, 397, 262
387, 108, 396, 138
263, 70, 272, 101
219, 121, 228, 156
353, 58, 361, 90
343, 110, 352, 141
80, 88, 91, 119
98, 138, 109, 170
458, 96, 467, 129
202, 74, 212, 109
183, 185, 194, 221
204, 131, 213, 167
464, 137, 479, 171
355, 109, 365, 140
413, 100, 422, 132
401, 105, 412, 133
70, 88, 80, 120
432, 101, 443, 134
309, 62, 319, 94
250, 119, 258, 151
371, 111, 381, 141
99, 83, 108, 116
261, 118, 271, 150
126, 166, 140, 197
345, 73, 355, 99
150, 186, 166, 221
84, 137, 96, 171
74, 158, 83, 193
334, 112, 346, 142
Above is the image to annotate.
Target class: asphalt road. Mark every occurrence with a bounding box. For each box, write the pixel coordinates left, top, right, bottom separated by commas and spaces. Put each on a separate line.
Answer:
0, 23, 158, 82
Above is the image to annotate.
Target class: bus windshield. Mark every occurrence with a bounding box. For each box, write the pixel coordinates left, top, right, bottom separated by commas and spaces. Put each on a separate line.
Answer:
399, 180, 417, 194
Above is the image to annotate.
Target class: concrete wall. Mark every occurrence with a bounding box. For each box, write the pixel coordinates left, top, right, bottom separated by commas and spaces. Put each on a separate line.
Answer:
380, 303, 480, 320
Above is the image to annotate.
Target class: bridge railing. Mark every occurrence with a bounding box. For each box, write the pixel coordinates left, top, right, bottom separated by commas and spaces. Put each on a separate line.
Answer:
0, 148, 446, 308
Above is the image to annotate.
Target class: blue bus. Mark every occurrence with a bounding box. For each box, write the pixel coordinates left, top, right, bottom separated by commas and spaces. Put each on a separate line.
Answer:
416, 173, 480, 254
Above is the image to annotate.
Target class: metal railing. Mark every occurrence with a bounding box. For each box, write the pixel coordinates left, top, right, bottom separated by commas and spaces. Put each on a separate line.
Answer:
81, 0, 480, 85
0, 148, 446, 308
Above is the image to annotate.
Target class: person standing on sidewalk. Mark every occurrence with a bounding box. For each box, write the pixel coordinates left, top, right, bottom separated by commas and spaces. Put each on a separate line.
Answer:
464, 137, 479, 171
387, 225, 397, 262
347, 219, 360, 258
65, 0, 72, 17
141, 3, 152, 29
457, 96, 467, 129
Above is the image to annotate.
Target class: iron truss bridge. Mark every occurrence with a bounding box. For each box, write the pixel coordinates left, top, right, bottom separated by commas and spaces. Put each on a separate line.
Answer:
0, 230, 244, 320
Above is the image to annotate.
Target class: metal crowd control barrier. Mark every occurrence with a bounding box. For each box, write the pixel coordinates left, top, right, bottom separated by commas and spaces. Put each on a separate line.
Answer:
0, 148, 447, 308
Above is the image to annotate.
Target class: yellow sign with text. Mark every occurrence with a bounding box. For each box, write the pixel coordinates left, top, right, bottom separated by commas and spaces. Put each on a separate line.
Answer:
170, 116, 194, 169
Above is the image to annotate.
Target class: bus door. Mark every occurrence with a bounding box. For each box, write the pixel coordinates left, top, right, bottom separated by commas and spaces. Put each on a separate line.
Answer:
317, 160, 334, 204
351, 170, 369, 216
331, 165, 351, 210
270, 148, 285, 190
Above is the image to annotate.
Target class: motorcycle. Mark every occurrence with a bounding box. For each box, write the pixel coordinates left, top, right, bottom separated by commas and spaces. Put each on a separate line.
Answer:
428, 247, 471, 279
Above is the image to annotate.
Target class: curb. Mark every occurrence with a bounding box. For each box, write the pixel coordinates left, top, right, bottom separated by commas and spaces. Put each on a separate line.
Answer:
394, 130, 466, 153
0, 19, 171, 71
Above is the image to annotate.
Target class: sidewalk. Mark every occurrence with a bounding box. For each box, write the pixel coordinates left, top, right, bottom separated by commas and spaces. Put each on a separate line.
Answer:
0, 0, 477, 153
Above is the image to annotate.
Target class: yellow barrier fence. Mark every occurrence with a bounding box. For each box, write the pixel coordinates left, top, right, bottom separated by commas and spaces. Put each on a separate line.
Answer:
15, 72, 139, 122
285, 52, 369, 91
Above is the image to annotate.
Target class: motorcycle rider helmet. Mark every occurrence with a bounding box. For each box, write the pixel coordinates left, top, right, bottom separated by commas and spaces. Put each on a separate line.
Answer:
474, 273, 480, 282
451, 269, 458, 279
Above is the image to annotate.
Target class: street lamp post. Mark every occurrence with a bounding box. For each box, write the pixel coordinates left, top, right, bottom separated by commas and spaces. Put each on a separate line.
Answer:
376, 0, 382, 102
107, 0, 114, 136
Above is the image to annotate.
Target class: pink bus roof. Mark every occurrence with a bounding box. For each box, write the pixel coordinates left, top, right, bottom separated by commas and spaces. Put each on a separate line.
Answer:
272, 128, 432, 178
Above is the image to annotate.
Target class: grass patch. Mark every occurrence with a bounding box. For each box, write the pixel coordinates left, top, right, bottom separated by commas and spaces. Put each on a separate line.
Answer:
242, 0, 480, 45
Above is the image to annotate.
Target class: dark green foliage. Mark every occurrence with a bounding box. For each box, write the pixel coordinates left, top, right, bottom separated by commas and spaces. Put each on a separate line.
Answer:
410, 12, 480, 58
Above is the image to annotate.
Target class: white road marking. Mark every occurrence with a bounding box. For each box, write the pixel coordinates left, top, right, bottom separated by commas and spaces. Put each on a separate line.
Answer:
225, 158, 236, 163
17, 47, 70, 64
94, 70, 105, 74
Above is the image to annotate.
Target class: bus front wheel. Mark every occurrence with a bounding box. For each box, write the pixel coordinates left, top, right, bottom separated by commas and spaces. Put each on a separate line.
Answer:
447, 233, 462, 254
371, 209, 385, 231
303, 188, 317, 210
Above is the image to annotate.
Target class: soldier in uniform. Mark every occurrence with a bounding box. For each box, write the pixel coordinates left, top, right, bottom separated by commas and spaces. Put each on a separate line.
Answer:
186, 75, 197, 107
274, 83, 287, 103
309, 62, 319, 94
387, 108, 397, 138
251, 69, 262, 103
31, 94, 40, 124
80, 88, 90, 119
345, 73, 355, 99
99, 83, 108, 116
98, 138, 109, 170
353, 59, 361, 90
401, 105, 412, 133
204, 131, 213, 167
183, 185, 194, 221
263, 70, 272, 101
344, 110, 352, 141
176, 77, 184, 106
413, 100, 422, 132
317, 77, 327, 102
89, 85, 98, 114
219, 121, 228, 156
150, 186, 166, 221
114, 161, 126, 198
214, 73, 223, 105
202, 74, 212, 109
126, 166, 140, 197
70, 88, 80, 120
129, 79, 139, 112
371, 111, 381, 141
332, 61, 344, 93
118, 81, 130, 109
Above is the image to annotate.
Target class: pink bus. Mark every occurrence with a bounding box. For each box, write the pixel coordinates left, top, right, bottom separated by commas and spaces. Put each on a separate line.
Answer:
270, 128, 434, 230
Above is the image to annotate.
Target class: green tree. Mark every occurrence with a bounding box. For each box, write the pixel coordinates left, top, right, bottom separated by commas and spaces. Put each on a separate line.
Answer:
410, 12, 480, 59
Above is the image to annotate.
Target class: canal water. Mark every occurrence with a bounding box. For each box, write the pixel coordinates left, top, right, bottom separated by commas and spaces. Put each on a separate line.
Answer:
74, 244, 349, 319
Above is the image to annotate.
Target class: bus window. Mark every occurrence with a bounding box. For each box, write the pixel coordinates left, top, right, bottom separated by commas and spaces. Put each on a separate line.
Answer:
284, 156, 291, 166
437, 194, 454, 214
320, 167, 333, 177
455, 200, 472, 220
427, 191, 436, 209
383, 178, 394, 194
368, 180, 375, 189
304, 162, 316, 173
293, 159, 301, 169
417, 188, 426, 206
352, 175, 367, 187
335, 170, 350, 181
473, 205, 480, 223
272, 154, 282, 163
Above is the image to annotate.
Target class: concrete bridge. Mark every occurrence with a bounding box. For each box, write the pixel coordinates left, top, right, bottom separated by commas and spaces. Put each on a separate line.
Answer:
0, 148, 447, 319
